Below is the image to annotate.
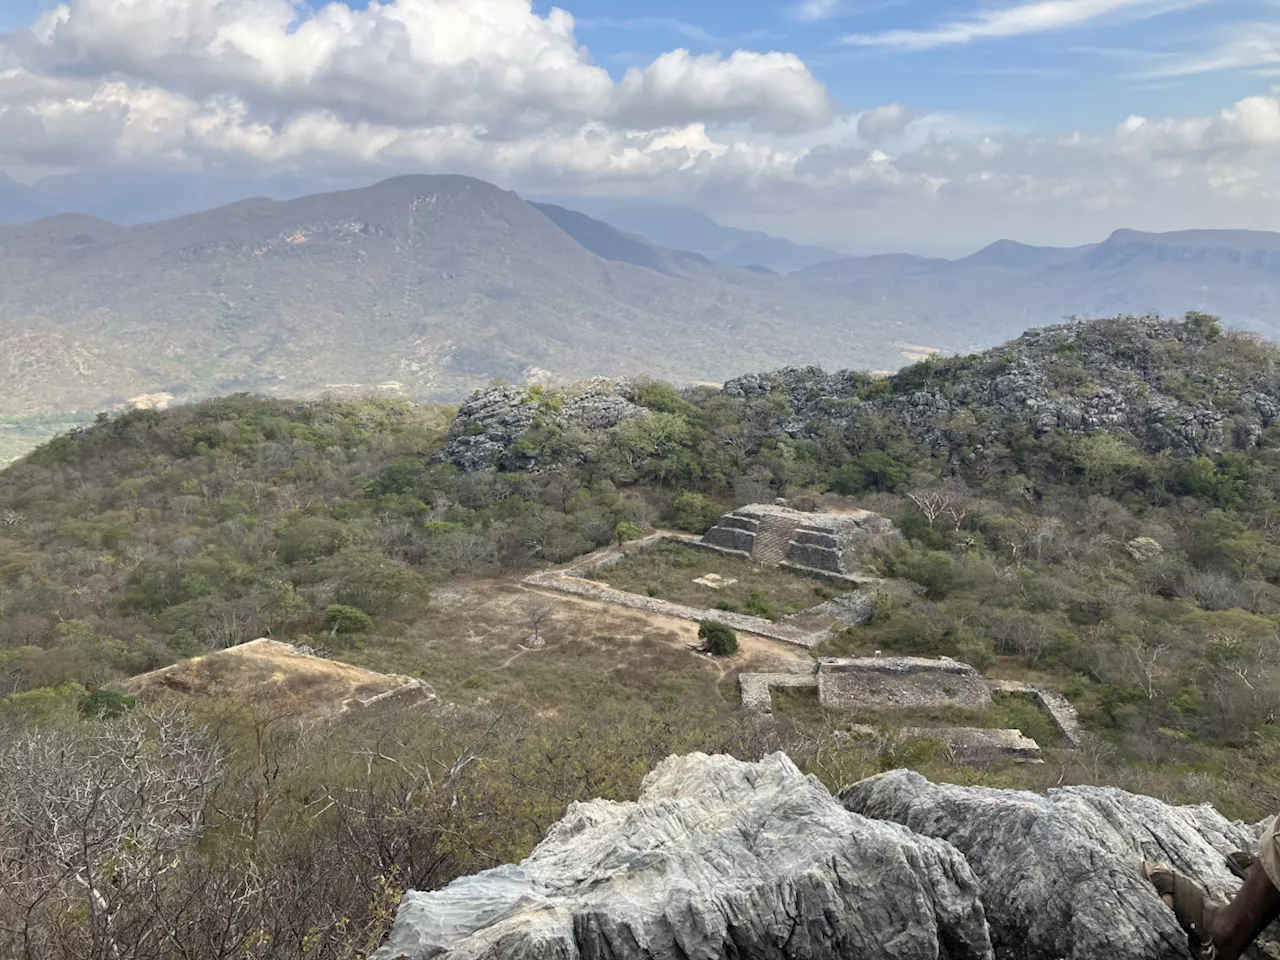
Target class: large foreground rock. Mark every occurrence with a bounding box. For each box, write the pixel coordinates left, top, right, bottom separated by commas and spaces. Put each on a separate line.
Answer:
842, 769, 1276, 960
372, 753, 992, 959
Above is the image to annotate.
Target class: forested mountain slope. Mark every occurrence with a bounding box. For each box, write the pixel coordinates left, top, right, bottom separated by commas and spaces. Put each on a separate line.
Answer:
0, 175, 904, 416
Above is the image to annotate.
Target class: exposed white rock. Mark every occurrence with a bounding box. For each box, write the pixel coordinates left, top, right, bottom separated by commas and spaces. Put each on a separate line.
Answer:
372, 752, 992, 960
375, 753, 1280, 960
842, 769, 1278, 960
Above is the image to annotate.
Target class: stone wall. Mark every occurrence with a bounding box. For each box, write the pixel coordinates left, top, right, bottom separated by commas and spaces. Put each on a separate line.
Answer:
816, 657, 993, 713
990, 680, 1084, 747
738, 671, 818, 714
523, 569, 828, 649
841, 725, 1043, 764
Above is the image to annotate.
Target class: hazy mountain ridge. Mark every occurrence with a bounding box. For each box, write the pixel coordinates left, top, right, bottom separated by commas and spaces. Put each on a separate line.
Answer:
534, 195, 844, 273
0, 175, 917, 416
10, 174, 1280, 420
795, 227, 1280, 343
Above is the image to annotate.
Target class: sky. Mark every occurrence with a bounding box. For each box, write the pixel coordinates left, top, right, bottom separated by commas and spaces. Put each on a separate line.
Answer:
2, 0, 1280, 254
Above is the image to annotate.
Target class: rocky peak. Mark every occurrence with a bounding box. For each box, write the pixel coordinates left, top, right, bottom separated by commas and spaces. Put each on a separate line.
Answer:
373, 752, 1278, 960
436, 377, 649, 471
728, 314, 1280, 460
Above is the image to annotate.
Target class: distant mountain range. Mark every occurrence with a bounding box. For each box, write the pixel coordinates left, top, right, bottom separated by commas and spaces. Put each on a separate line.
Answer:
0, 176, 909, 416
5, 172, 1280, 417
535, 195, 843, 273
793, 229, 1280, 344
0, 172, 843, 275
0, 173, 53, 223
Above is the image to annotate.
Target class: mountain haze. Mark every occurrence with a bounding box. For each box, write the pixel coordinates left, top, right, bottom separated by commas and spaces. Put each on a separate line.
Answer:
537, 196, 844, 273
10, 174, 1280, 419
0, 175, 911, 416
794, 228, 1280, 343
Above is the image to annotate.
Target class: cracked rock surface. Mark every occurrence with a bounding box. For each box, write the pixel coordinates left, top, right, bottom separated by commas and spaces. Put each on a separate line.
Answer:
842, 769, 1278, 960
372, 752, 992, 960
374, 753, 1279, 960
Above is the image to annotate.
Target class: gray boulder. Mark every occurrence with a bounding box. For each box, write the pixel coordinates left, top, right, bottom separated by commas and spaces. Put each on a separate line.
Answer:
372, 752, 993, 959
841, 769, 1277, 960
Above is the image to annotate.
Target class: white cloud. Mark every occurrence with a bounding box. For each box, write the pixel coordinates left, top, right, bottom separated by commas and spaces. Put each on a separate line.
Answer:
1136, 24, 1280, 77
844, 0, 1202, 50
9, 0, 1280, 250
616, 50, 834, 133
795, 0, 841, 22
6, 0, 830, 134
856, 103, 919, 141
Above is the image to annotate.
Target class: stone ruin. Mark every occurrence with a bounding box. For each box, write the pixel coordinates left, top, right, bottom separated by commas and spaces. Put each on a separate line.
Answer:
816, 656, 991, 713
699, 503, 895, 579
739, 655, 1083, 765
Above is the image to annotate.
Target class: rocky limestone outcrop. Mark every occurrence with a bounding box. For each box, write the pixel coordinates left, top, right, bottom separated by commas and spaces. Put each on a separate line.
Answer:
437, 377, 648, 471
724, 315, 1280, 462
842, 769, 1278, 960
373, 751, 1279, 960
372, 752, 992, 960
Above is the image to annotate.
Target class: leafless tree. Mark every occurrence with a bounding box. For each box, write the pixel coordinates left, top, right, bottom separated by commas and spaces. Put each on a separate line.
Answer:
1125, 637, 1168, 700
907, 490, 951, 528
523, 597, 556, 647
0, 708, 223, 960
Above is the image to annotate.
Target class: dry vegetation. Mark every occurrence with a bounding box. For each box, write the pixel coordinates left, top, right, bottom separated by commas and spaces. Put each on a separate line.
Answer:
8, 318, 1280, 956
587, 540, 846, 619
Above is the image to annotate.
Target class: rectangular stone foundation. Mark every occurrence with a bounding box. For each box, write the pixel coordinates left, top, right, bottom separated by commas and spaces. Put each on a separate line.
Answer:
817, 657, 993, 713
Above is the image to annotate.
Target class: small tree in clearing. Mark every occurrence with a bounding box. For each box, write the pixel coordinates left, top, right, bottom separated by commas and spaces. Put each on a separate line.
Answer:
698, 619, 739, 657
523, 597, 556, 648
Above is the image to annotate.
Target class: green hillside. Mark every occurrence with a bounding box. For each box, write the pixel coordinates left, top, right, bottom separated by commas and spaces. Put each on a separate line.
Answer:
4, 313, 1280, 958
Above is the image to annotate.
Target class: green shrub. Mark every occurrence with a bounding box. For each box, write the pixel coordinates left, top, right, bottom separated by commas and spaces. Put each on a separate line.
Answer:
667, 492, 720, 534
742, 590, 779, 621
324, 604, 373, 634
278, 517, 350, 563
614, 521, 645, 544
893, 547, 956, 600
830, 452, 909, 495
79, 689, 140, 721
698, 619, 739, 656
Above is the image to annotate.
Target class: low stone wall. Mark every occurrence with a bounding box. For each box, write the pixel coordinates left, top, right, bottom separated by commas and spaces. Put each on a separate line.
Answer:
841, 725, 1043, 764
990, 680, 1084, 747
739, 671, 818, 713
681, 538, 752, 561
524, 570, 828, 649
800, 592, 874, 626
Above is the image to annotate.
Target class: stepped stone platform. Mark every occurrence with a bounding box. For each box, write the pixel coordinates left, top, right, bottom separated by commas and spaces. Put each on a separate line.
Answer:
699, 503, 896, 580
